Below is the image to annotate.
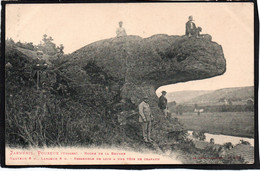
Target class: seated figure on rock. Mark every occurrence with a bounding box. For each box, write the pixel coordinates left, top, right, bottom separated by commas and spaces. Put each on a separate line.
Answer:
185, 16, 202, 38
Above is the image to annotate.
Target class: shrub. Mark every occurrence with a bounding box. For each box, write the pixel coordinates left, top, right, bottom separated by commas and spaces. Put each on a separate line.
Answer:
192, 131, 206, 141
239, 140, 251, 145
223, 142, 234, 150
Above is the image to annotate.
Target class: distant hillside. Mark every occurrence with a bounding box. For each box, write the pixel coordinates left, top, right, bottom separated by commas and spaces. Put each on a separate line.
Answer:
186, 86, 254, 104
166, 90, 212, 103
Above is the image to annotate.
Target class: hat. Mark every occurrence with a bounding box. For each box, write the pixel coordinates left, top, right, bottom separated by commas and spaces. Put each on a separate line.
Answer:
188, 16, 194, 21
161, 91, 167, 94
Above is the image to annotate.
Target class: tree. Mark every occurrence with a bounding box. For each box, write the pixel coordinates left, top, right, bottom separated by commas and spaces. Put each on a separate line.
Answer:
6, 38, 15, 46
37, 34, 59, 56
15, 41, 35, 50
23, 42, 35, 50
57, 44, 64, 55
16, 41, 23, 47
42, 34, 48, 43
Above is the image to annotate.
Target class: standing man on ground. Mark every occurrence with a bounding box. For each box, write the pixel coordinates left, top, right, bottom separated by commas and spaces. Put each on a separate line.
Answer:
158, 91, 168, 118
138, 96, 153, 143
116, 21, 127, 37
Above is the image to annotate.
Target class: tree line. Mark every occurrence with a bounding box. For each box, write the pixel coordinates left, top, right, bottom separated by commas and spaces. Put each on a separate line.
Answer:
6, 34, 64, 56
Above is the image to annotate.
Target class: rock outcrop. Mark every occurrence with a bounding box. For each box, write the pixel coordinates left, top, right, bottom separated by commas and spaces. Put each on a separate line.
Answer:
5, 34, 226, 148
68, 34, 226, 107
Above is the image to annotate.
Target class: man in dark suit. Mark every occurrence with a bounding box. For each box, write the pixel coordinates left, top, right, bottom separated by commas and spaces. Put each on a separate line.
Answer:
186, 16, 199, 38
158, 91, 168, 118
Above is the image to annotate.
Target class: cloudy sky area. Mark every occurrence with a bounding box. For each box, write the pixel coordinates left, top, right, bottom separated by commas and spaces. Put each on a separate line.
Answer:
6, 3, 254, 94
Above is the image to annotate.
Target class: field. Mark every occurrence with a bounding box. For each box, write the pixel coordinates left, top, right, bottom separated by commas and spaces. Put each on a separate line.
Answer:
172, 112, 254, 138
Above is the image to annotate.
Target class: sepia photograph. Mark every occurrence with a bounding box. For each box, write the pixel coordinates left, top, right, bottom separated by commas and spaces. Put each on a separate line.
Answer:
3, 1, 257, 167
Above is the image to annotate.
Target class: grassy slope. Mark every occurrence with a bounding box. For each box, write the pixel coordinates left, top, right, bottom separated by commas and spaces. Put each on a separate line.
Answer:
174, 112, 254, 138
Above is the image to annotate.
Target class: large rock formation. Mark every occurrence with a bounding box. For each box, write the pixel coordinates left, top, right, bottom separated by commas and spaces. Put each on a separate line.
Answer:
68, 34, 226, 108
5, 34, 226, 147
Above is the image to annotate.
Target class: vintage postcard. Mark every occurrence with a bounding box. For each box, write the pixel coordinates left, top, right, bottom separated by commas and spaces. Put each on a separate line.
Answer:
3, 1, 257, 167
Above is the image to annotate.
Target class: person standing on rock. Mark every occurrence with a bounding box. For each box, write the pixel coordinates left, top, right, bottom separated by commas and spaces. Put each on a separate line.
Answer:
158, 91, 168, 118
116, 21, 127, 37
138, 96, 153, 142
185, 16, 199, 38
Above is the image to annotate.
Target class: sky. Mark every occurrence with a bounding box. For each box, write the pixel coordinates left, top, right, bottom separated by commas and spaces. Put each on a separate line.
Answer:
5, 3, 254, 94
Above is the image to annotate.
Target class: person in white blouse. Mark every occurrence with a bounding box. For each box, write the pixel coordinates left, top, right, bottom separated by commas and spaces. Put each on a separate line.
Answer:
116, 21, 127, 37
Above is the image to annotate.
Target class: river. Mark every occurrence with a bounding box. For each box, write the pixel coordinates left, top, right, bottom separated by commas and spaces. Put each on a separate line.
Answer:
188, 131, 254, 147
